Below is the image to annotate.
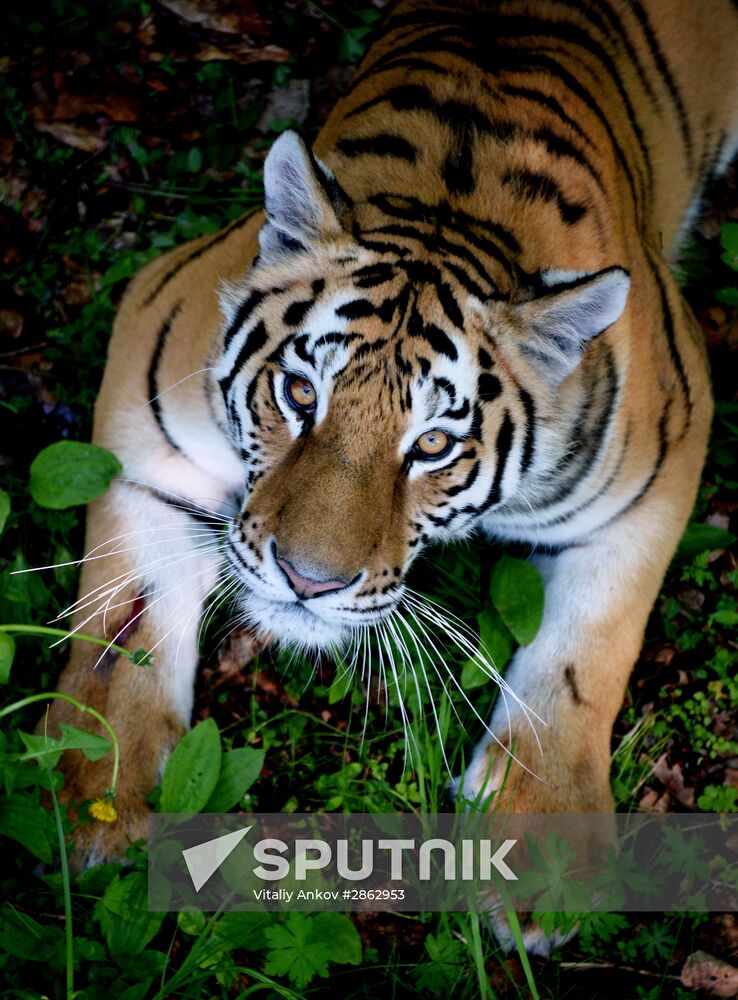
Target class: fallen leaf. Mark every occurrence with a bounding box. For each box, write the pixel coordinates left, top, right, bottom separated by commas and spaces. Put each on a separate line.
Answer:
681, 951, 738, 996
52, 82, 140, 123
216, 629, 269, 681
651, 754, 695, 808
0, 309, 24, 339
155, 0, 264, 35
34, 121, 106, 153
193, 42, 289, 63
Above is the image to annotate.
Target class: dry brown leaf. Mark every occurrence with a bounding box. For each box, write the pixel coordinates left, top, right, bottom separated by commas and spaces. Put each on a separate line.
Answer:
53, 84, 140, 123
155, 0, 263, 35
216, 629, 268, 680
0, 309, 24, 340
193, 42, 289, 62
651, 754, 696, 808
34, 121, 106, 153
681, 951, 738, 996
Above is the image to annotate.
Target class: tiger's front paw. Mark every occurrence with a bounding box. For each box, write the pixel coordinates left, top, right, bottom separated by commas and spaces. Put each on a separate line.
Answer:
67, 797, 150, 870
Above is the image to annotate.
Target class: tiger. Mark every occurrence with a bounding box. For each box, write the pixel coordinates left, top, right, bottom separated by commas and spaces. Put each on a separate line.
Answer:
48, 0, 738, 931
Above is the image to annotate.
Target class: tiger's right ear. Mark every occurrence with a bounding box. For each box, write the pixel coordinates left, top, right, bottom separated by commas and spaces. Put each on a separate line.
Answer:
258, 130, 350, 265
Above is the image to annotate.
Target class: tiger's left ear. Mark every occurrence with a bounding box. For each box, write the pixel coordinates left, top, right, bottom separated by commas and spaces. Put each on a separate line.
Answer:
511, 266, 630, 384
258, 130, 350, 264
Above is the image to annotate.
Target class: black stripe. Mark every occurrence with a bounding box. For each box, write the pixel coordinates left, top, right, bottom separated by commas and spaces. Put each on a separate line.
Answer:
245, 373, 261, 427
143, 210, 257, 308
551, 0, 660, 107
444, 261, 489, 301
348, 31, 476, 92
473, 410, 515, 514
602, 404, 670, 524
645, 250, 693, 423
362, 222, 503, 291
349, 56, 448, 91
503, 170, 586, 225
530, 126, 603, 190
336, 135, 417, 162
478, 373, 502, 403
124, 480, 223, 528
629, 0, 693, 166
282, 299, 313, 327
445, 461, 480, 497
500, 84, 595, 148
352, 263, 396, 287
353, 231, 411, 258
491, 14, 652, 192
368, 192, 521, 258
336, 298, 376, 320
507, 51, 642, 201
223, 290, 265, 352
441, 399, 470, 420
518, 387, 536, 473
218, 320, 269, 399
534, 346, 618, 509
436, 282, 464, 330
148, 302, 186, 456
532, 425, 630, 529
419, 322, 457, 361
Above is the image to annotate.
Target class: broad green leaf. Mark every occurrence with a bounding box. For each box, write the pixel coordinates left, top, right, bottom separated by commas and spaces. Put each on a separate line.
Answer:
489, 554, 545, 646
312, 912, 362, 965
204, 747, 264, 812
0, 488, 9, 535
58, 723, 112, 760
18, 723, 112, 767
264, 913, 331, 988
0, 903, 64, 961
0, 631, 15, 683
0, 795, 53, 862
0, 551, 51, 626
29, 441, 122, 509
414, 933, 465, 993
96, 871, 164, 961
216, 911, 274, 952
160, 717, 221, 813
461, 609, 514, 690
677, 522, 735, 558
328, 668, 355, 704
711, 609, 738, 627
716, 287, 738, 306
720, 221, 738, 269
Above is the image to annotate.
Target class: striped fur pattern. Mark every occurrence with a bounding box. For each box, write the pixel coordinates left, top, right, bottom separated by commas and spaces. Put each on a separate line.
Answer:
48, 0, 738, 926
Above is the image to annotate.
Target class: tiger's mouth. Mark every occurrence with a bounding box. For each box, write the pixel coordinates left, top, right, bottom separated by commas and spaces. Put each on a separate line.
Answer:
225, 534, 397, 652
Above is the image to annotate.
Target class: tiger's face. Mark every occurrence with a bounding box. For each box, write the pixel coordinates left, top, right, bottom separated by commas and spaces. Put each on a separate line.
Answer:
214, 132, 629, 651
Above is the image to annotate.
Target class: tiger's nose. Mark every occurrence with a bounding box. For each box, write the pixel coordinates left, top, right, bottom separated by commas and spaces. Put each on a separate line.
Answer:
276, 557, 347, 599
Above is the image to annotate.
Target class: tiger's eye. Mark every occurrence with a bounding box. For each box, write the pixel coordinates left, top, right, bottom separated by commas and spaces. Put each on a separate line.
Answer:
414, 429, 450, 457
286, 376, 317, 411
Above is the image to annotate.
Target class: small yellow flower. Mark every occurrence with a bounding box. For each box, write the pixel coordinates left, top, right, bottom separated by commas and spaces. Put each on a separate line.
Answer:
89, 799, 118, 823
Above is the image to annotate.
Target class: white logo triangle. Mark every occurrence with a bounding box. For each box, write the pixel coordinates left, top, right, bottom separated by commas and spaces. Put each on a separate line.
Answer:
182, 825, 253, 892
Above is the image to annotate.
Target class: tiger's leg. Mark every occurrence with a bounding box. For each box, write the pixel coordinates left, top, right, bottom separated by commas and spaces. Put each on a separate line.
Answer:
44, 481, 225, 866
461, 415, 710, 951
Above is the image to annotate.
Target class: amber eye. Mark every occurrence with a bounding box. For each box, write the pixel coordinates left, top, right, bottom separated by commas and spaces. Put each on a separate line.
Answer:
414, 429, 452, 459
285, 375, 317, 413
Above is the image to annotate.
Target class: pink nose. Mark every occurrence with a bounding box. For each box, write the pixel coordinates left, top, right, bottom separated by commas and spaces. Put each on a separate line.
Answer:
276, 558, 347, 599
